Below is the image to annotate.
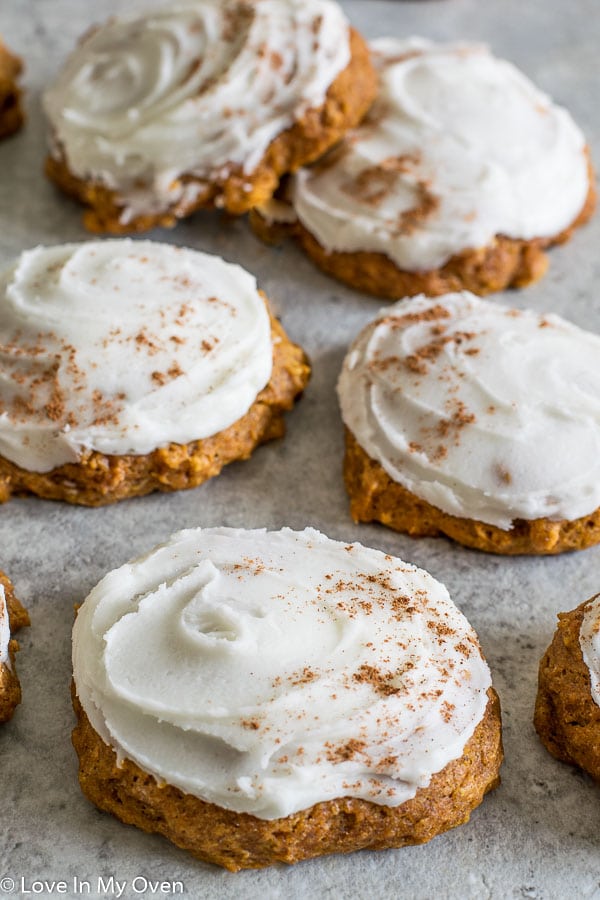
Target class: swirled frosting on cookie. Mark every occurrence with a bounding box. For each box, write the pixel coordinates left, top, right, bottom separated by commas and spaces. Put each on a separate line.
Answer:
43, 0, 350, 221
580, 596, 600, 709
0, 241, 272, 471
290, 38, 589, 270
338, 292, 600, 529
72, 526, 492, 819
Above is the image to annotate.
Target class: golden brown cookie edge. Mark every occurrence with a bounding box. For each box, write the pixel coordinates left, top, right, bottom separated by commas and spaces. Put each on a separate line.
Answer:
251, 153, 596, 299
0, 312, 310, 506
343, 428, 600, 555
71, 688, 501, 871
44, 28, 377, 233
0, 570, 29, 723
534, 597, 600, 780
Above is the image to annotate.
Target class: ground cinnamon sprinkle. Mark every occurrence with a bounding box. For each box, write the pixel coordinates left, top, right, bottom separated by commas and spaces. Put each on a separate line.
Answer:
134, 329, 160, 355
270, 51, 283, 70
289, 666, 318, 686
241, 719, 260, 731
427, 619, 456, 638
404, 330, 478, 375
341, 155, 424, 207
495, 464, 512, 485
395, 183, 440, 236
440, 701, 455, 723
352, 664, 402, 696
325, 738, 368, 763
311, 14, 323, 34
383, 305, 451, 330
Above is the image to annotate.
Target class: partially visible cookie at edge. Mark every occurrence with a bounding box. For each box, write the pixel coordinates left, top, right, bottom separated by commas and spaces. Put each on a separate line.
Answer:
0, 571, 29, 723
535, 595, 600, 781
0, 36, 24, 139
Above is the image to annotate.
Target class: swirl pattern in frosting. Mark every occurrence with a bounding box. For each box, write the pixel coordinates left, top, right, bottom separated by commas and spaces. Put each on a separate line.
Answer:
0, 241, 272, 472
291, 38, 589, 271
72, 526, 492, 820
580, 596, 600, 709
338, 292, 600, 529
43, 0, 351, 220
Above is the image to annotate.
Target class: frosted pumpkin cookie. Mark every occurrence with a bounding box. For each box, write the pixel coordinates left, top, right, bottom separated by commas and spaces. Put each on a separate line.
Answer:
42, 0, 376, 234
0, 240, 309, 506
535, 595, 600, 781
0, 37, 24, 139
0, 571, 29, 723
338, 292, 600, 555
72, 526, 502, 870
252, 38, 595, 298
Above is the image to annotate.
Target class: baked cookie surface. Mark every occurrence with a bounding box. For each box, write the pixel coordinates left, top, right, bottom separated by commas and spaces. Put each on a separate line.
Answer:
0, 571, 29, 723
253, 38, 595, 298
72, 526, 502, 870
0, 37, 24, 139
535, 596, 600, 781
338, 292, 600, 554
0, 241, 309, 505
43, 1, 376, 233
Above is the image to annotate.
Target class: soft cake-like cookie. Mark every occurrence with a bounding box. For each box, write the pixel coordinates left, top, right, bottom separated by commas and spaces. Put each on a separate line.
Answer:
72, 526, 502, 870
338, 292, 600, 554
0, 37, 24, 139
43, 0, 376, 233
252, 38, 595, 298
535, 595, 600, 781
0, 240, 309, 505
0, 571, 29, 723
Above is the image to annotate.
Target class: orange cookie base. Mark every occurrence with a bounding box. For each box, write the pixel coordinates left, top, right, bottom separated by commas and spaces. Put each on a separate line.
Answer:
45, 28, 376, 234
0, 316, 310, 507
343, 429, 600, 555
0, 571, 29, 723
535, 597, 600, 780
0, 39, 24, 139
72, 689, 501, 871
251, 157, 596, 299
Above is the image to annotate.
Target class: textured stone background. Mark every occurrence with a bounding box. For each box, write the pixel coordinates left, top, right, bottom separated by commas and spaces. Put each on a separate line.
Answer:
0, 2, 598, 898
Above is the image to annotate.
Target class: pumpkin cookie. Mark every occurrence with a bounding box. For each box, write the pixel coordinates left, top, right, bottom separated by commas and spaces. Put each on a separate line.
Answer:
252, 38, 595, 298
72, 526, 502, 870
338, 292, 600, 554
43, 1, 376, 233
0, 241, 310, 505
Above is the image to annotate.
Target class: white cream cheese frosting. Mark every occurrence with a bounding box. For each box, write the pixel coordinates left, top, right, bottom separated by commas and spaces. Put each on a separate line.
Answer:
338, 292, 600, 530
290, 38, 589, 271
580, 596, 600, 709
0, 241, 272, 472
0, 586, 10, 668
43, 0, 351, 221
72, 526, 492, 820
